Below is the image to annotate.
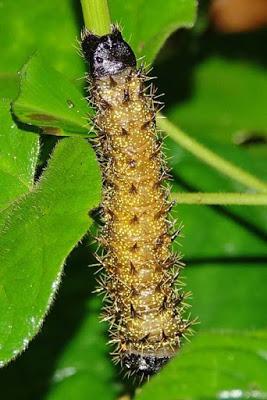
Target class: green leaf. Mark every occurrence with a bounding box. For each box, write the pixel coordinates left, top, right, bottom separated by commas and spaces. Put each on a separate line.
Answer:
167, 111, 267, 329
13, 54, 92, 136
110, 0, 197, 63
0, 74, 19, 100
0, 1, 85, 80
170, 155, 267, 331
136, 331, 267, 400
170, 150, 267, 332
168, 58, 267, 143
0, 99, 39, 212
0, 137, 101, 366
0, 245, 119, 400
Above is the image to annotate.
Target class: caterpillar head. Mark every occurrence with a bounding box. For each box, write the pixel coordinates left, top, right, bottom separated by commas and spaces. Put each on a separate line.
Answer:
81, 26, 136, 78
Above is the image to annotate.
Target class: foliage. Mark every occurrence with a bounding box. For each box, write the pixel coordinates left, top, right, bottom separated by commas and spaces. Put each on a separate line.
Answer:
0, 0, 266, 399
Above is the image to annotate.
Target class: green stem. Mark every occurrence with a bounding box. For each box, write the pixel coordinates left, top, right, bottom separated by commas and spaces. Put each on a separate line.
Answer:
158, 116, 267, 193
80, 0, 111, 35
171, 192, 267, 205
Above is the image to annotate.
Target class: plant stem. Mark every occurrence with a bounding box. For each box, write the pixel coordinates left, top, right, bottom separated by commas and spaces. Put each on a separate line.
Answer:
80, 0, 111, 35
158, 116, 267, 193
171, 192, 267, 205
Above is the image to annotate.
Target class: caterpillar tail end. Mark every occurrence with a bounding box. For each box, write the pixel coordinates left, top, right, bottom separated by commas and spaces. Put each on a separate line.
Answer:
122, 353, 171, 377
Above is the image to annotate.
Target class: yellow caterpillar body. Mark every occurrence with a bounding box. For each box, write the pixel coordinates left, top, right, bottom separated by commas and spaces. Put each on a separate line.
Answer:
82, 26, 192, 377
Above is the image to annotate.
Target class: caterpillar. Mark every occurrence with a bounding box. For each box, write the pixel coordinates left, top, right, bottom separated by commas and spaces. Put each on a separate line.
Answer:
81, 26, 193, 378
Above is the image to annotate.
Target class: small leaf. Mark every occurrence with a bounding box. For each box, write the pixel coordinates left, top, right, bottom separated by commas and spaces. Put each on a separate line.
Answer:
0, 137, 101, 366
136, 331, 267, 400
0, 98, 39, 212
110, 0, 197, 63
13, 54, 92, 136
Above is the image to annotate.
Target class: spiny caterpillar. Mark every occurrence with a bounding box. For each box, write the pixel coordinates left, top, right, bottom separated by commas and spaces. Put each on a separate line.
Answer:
81, 26, 193, 378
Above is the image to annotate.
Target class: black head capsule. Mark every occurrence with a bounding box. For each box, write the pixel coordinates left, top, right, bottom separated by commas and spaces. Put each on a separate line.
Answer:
81, 26, 136, 78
